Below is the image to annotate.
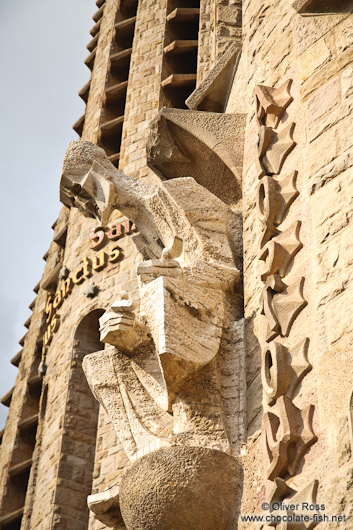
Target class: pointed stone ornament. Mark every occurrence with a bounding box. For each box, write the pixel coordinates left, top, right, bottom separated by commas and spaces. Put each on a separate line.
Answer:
260, 274, 287, 342
259, 221, 303, 281
99, 295, 149, 352
271, 277, 307, 337
261, 340, 290, 405
137, 258, 183, 284
284, 480, 320, 529
268, 477, 296, 506
263, 396, 317, 481
88, 484, 125, 529
287, 338, 312, 399
257, 176, 283, 225
161, 236, 183, 261
255, 155, 267, 180
261, 338, 312, 405
259, 221, 280, 250
267, 478, 320, 529
263, 396, 301, 480
147, 110, 191, 165
262, 122, 296, 175
277, 170, 299, 221
288, 404, 317, 476
254, 79, 293, 129
258, 125, 276, 158
257, 171, 299, 227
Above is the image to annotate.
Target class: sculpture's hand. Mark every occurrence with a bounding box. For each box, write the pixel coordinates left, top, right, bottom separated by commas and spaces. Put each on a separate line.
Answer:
99, 293, 149, 353
137, 236, 183, 285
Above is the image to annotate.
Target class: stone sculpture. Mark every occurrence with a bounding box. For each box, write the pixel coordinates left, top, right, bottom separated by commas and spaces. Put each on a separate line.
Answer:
60, 140, 243, 530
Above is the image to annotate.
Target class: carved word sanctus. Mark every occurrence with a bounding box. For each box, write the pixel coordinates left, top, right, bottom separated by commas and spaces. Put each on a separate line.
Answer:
89, 219, 136, 250
43, 219, 136, 351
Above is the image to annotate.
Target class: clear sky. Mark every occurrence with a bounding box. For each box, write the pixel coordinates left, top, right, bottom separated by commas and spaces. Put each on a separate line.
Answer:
0, 0, 97, 428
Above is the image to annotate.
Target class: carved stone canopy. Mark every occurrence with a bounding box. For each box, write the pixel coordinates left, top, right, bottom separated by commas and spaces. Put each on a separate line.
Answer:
146, 108, 246, 206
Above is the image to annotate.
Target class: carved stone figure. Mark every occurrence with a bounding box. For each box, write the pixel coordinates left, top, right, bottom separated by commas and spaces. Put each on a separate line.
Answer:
60, 140, 243, 530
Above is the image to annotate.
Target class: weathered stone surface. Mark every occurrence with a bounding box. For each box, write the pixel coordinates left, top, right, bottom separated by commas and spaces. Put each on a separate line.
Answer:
186, 43, 241, 112
146, 108, 246, 206
60, 141, 239, 269
263, 396, 317, 480
254, 80, 293, 129
88, 484, 125, 529
3, 2, 353, 529
119, 446, 242, 530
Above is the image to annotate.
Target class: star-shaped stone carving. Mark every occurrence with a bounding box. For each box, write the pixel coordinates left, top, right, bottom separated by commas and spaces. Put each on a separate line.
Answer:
259, 221, 303, 281
254, 79, 293, 129
272, 277, 307, 337
287, 337, 312, 399
262, 122, 296, 175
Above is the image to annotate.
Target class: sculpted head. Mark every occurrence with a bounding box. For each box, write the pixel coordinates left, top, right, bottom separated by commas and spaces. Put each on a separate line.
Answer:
60, 141, 116, 225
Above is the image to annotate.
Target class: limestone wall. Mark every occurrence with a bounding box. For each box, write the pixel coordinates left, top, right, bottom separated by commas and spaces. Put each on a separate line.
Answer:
227, 0, 353, 525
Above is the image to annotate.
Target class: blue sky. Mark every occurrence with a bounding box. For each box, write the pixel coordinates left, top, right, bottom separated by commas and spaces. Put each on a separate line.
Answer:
0, 0, 97, 428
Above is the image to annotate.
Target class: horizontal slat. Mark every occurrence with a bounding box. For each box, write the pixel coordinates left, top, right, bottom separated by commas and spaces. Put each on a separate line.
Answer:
18, 413, 39, 432
110, 47, 132, 66
19, 333, 27, 347
53, 225, 68, 248
11, 349, 23, 367
8, 458, 32, 477
1, 387, 14, 408
87, 32, 99, 52
93, 4, 105, 22
114, 16, 136, 32
161, 73, 197, 87
90, 18, 102, 37
78, 80, 91, 103
29, 298, 36, 311
108, 153, 121, 165
85, 48, 97, 70
73, 114, 85, 136
167, 7, 200, 22
105, 80, 128, 102
41, 261, 63, 293
101, 115, 125, 136
28, 374, 42, 389
164, 40, 198, 55
0, 507, 24, 525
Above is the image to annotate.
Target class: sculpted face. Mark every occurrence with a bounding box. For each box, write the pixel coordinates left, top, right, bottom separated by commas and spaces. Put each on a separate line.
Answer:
60, 141, 117, 225
66, 179, 99, 220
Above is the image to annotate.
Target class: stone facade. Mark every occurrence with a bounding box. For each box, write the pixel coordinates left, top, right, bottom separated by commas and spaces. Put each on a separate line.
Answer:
1, 1, 353, 529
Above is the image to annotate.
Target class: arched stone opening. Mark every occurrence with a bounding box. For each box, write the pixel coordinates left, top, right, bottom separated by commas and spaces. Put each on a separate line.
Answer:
55, 308, 105, 528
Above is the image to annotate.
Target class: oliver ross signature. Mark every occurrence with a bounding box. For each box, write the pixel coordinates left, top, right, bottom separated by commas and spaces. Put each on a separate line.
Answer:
271, 502, 326, 511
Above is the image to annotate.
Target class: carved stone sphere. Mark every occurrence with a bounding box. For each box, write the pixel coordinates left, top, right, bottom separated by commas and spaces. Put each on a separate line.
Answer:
119, 446, 242, 530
